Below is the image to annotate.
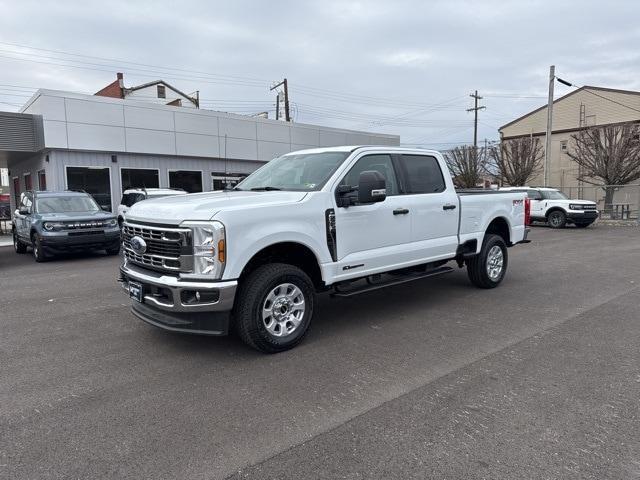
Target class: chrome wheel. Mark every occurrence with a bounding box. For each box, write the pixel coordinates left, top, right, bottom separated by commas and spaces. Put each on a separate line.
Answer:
486, 245, 504, 281
262, 283, 306, 337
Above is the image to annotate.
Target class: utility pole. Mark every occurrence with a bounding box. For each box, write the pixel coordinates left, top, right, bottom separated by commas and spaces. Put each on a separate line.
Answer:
270, 78, 290, 122
544, 65, 555, 187
467, 90, 486, 150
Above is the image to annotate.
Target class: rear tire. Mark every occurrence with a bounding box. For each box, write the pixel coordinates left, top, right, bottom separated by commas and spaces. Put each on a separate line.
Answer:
234, 263, 315, 353
13, 230, 27, 254
467, 234, 508, 289
547, 210, 567, 229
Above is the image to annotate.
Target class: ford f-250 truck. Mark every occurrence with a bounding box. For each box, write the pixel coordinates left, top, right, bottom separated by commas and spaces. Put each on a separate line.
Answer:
119, 146, 530, 352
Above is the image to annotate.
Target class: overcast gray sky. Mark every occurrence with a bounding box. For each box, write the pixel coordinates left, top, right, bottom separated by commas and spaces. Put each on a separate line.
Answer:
0, 0, 639, 148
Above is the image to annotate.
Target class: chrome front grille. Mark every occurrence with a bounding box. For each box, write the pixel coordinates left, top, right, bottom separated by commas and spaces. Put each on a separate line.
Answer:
122, 223, 192, 273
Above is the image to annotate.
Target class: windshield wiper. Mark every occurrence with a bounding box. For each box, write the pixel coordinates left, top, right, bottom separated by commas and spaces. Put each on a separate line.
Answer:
249, 186, 282, 191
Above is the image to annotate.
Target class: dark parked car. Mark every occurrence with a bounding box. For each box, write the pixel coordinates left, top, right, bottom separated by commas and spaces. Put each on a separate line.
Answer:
12, 190, 121, 262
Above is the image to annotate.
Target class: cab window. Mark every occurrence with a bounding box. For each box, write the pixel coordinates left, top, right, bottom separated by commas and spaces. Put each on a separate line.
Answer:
399, 155, 446, 194
340, 154, 399, 195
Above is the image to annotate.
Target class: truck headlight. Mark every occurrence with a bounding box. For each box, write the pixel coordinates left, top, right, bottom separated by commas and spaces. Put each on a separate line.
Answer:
569, 204, 580, 210
43, 222, 64, 231
180, 221, 226, 278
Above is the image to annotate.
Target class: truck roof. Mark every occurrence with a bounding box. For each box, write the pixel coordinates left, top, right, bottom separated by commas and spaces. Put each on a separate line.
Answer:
123, 188, 185, 195
284, 145, 441, 156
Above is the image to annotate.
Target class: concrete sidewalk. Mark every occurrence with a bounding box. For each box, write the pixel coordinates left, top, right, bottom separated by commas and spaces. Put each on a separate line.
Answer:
0, 234, 12, 247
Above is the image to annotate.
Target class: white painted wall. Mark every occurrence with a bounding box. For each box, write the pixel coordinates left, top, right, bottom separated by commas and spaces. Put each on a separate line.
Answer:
21, 90, 399, 161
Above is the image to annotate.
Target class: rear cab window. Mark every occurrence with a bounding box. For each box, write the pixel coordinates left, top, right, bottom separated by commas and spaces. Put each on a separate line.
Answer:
399, 155, 446, 194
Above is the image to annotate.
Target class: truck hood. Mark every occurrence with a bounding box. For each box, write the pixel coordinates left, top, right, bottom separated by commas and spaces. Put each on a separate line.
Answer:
39, 210, 116, 221
124, 190, 309, 224
551, 199, 597, 205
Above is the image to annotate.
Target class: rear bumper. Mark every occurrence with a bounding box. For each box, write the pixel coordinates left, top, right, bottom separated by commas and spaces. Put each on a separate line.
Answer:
516, 227, 531, 244
118, 262, 237, 335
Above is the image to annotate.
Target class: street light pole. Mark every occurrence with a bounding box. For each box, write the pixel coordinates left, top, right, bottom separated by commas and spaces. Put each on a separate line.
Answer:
544, 65, 555, 187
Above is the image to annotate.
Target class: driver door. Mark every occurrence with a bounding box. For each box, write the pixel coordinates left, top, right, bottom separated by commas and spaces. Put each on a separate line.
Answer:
15, 192, 33, 241
332, 153, 411, 281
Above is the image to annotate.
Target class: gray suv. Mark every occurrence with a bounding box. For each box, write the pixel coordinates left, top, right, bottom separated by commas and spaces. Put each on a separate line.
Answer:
12, 190, 121, 262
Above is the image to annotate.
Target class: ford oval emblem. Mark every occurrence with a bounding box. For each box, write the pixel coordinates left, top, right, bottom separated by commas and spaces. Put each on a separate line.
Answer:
130, 235, 147, 255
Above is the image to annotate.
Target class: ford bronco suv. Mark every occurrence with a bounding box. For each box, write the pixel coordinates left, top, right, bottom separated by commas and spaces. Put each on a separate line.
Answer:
119, 146, 531, 352
13, 190, 121, 262
501, 187, 598, 228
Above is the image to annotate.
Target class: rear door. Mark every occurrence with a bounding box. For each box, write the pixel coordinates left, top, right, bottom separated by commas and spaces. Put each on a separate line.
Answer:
397, 154, 459, 261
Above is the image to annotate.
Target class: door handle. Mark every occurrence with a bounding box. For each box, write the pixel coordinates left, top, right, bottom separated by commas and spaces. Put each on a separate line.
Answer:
393, 208, 410, 215
443, 204, 457, 210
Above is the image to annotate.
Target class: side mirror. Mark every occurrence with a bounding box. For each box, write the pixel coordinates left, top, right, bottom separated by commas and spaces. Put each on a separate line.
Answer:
358, 170, 387, 204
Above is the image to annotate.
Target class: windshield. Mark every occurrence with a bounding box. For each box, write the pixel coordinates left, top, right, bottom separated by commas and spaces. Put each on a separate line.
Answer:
236, 151, 350, 191
542, 190, 568, 200
37, 196, 101, 213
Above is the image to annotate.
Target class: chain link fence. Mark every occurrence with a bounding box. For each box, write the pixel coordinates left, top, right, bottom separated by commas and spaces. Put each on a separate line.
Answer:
553, 184, 640, 220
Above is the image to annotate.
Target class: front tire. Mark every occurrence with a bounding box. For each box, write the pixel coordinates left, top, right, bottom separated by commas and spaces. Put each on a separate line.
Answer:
106, 244, 121, 255
234, 263, 315, 353
547, 210, 567, 229
32, 235, 47, 262
467, 234, 508, 289
13, 230, 27, 254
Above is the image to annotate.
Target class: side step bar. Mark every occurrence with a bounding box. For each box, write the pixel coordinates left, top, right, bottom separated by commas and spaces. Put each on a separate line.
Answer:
331, 266, 454, 298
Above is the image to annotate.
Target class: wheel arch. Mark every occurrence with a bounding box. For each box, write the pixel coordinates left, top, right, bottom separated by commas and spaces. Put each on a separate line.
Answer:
485, 216, 511, 246
545, 206, 567, 219
237, 241, 324, 290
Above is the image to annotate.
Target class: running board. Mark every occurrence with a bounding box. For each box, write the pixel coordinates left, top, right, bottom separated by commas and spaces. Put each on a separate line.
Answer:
331, 266, 454, 298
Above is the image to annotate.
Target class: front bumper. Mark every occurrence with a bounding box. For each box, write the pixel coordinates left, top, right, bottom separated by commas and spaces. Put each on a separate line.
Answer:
566, 210, 599, 222
118, 262, 237, 335
40, 229, 121, 251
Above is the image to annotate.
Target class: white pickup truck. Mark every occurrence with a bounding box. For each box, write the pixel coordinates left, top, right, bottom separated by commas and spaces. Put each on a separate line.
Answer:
119, 146, 530, 352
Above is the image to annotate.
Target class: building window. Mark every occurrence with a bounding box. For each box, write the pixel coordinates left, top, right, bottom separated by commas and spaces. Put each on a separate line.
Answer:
560, 140, 568, 152
66, 166, 112, 211
121, 168, 159, 191
24, 173, 33, 191
157, 85, 166, 99
211, 173, 244, 191
38, 170, 46, 191
169, 170, 203, 193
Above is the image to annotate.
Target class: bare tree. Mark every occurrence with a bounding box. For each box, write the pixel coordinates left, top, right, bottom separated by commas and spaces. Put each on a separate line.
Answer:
490, 137, 543, 186
445, 146, 488, 188
566, 122, 640, 212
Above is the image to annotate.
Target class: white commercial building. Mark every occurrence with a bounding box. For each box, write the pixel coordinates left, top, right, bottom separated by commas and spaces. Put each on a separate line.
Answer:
1, 87, 399, 213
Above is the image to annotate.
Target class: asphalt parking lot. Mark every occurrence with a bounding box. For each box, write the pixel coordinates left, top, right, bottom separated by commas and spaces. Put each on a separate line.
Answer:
1, 225, 639, 479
